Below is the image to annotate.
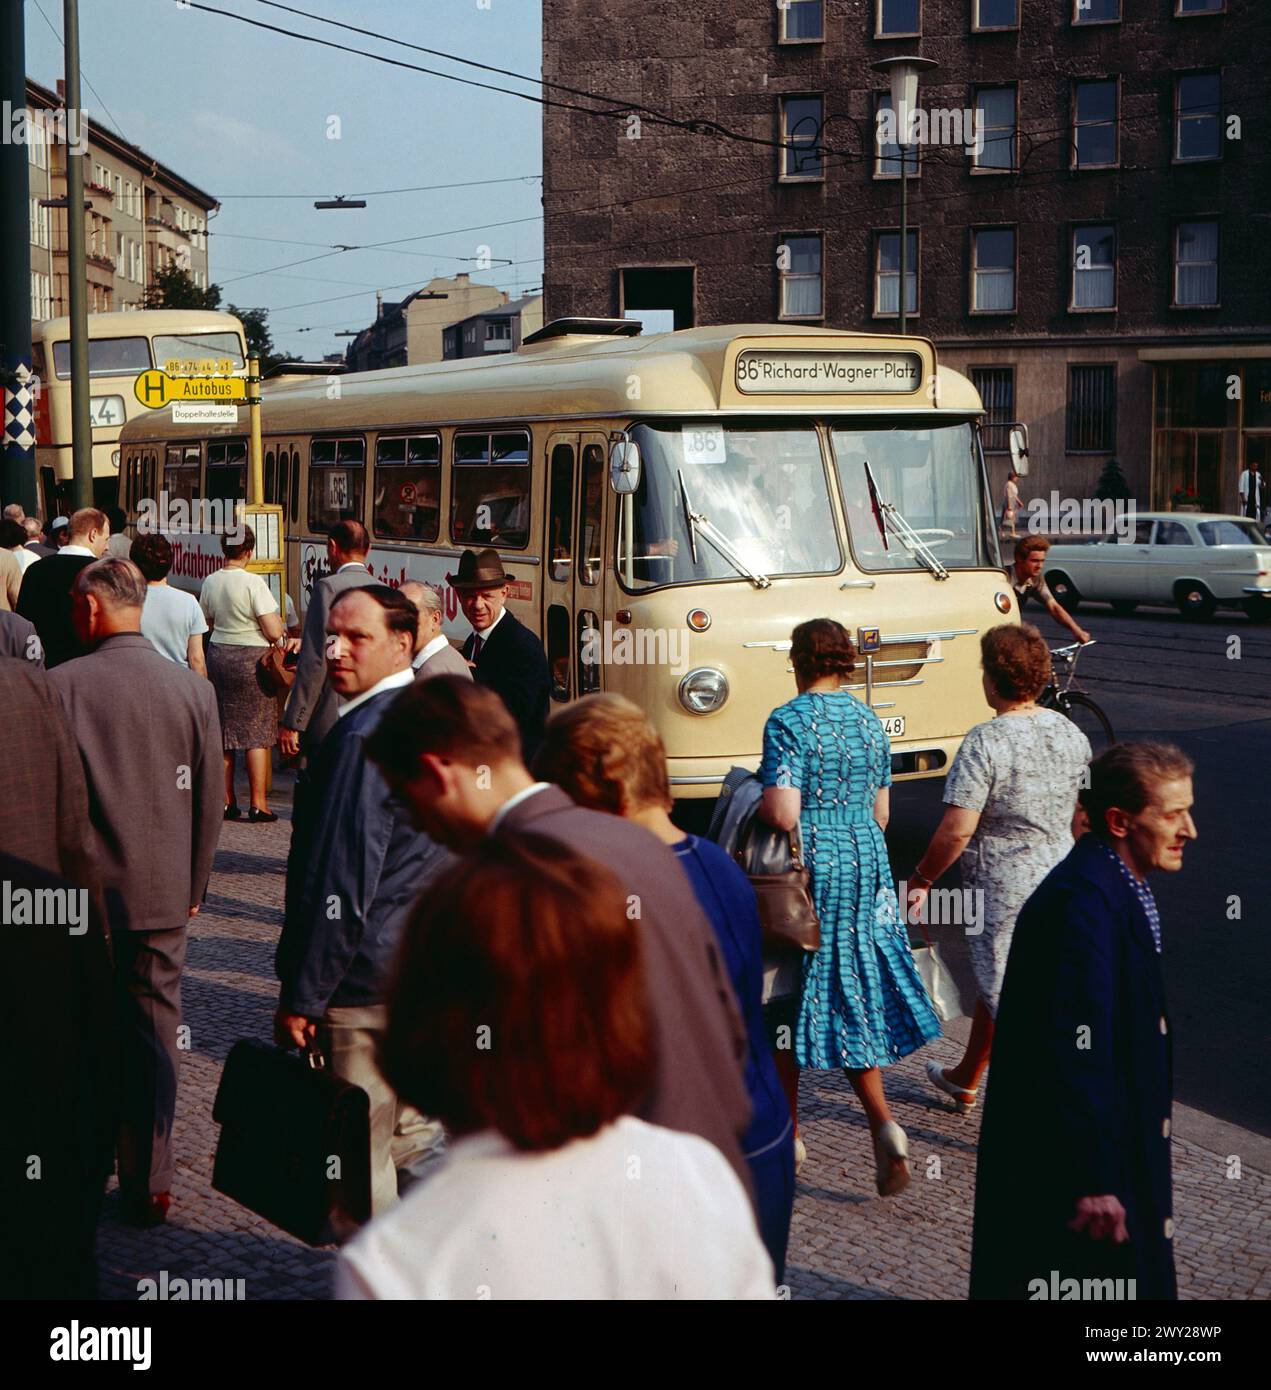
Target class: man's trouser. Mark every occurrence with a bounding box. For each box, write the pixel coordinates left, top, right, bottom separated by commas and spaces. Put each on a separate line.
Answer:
113, 925, 187, 1197
318, 1003, 444, 1216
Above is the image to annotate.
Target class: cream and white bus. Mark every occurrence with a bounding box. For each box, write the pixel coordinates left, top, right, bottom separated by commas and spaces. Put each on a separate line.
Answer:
118, 319, 1019, 796
32, 309, 247, 514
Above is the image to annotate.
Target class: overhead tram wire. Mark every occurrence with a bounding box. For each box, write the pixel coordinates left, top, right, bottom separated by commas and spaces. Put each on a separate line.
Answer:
212, 175, 542, 200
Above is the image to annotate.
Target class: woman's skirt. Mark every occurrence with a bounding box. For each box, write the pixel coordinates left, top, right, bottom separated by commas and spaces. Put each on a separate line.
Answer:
207, 643, 277, 750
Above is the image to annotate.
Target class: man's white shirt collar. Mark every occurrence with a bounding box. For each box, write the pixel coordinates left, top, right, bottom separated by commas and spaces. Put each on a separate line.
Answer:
61, 544, 95, 557
336, 667, 414, 719
474, 606, 506, 642
337, 561, 368, 574
412, 633, 451, 670
488, 782, 551, 835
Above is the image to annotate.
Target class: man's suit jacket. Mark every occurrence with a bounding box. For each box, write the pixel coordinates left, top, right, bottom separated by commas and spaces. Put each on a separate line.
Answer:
277, 684, 451, 1017
0, 658, 94, 885
497, 786, 753, 1193
50, 633, 223, 934
283, 563, 375, 748
971, 834, 1175, 1300
0, 609, 42, 664
461, 609, 550, 758
0, 547, 20, 611
15, 552, 94, 667
413, 640, 472, 682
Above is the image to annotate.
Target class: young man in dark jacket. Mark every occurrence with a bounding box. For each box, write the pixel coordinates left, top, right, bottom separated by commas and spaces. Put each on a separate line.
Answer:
275, 585, 451, 1215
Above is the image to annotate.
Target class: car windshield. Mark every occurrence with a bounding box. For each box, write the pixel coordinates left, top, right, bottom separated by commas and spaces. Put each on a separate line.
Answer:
829, 422, 996, 571
1198, 519, 1265, 546
622, 422, 841, 588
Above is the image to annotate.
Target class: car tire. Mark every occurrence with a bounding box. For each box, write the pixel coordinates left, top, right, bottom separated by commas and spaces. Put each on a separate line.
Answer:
1048, 573, 1081, 613
1243, 597, 1271, 624
1109, 600, 1138, 616
1175, 582, 1215, 621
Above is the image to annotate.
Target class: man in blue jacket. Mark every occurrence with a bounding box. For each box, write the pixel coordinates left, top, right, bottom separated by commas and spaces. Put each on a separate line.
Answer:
275, 584, 452, 1215
970, 742, 1197, 1301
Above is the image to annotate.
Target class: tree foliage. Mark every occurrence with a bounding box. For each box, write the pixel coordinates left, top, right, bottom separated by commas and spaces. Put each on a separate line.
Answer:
226, 304, 300, 374
143, 264, 221, 310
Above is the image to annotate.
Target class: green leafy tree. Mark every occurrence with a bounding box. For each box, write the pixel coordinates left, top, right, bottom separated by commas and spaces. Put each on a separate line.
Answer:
226, 304, 300, 374
143, 264, 222, 310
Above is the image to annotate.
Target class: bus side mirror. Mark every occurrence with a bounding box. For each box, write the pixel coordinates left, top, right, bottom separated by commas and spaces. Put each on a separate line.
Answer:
1008, 424, 1030, 477
609, 440, 642, 495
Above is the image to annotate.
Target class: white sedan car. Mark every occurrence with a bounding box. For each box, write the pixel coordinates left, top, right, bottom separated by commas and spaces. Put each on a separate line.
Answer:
1044, 512, 1271, 621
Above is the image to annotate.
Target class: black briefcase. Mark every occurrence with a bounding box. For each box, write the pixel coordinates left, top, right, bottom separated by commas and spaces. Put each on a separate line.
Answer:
212, 1039, 372, 1246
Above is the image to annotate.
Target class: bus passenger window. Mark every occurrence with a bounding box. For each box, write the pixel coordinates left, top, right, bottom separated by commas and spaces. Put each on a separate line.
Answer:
206, 439, 248, 507
264, 450, 276, 505
547, 443, 574, 581
373, 435, 441, 542
164, 444, 200, 508
451, 429, 530, 549
289, 449, 300, 529
579, 444, 605, 586
578, 610, 601, 694
309, 436, 366, 533
547, 603, 571, 701
278, 450, 290, 525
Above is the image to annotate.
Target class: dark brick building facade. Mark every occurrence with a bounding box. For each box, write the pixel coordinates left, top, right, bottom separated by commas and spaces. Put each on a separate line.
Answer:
543, 1, 1271, 513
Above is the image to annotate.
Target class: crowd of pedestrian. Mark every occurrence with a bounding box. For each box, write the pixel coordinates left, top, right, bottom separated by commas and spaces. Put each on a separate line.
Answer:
0, 509, 1198, 1301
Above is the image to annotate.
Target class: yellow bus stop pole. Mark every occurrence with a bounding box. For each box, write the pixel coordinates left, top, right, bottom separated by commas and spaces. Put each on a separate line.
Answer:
245, 356, 272, 793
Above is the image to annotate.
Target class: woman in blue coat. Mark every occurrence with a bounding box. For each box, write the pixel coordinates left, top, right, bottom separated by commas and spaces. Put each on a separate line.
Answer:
535, 695, 795, 1281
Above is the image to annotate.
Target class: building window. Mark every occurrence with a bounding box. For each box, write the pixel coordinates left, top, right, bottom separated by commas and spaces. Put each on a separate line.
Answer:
877, 0, 920, 37
27, 115, 47, 170
970, 367, 1015, 451
1071, 225, 1117, 310
779, 0, 823, 42
972, 86, 1016, 171
1176, 0, 1224, 13
970, 227, 1016, 313
1067, 366, 1117, 452
974, 0, 1018, 29
778, 235, 823, 318
1173, 221, 1219, 307
1073, 0, 1119, 23
485, 319, 511, 341
874, 93, 919, 178
29, 198, 50, 249
874, 231, 918, 317
780, 96, 824, 180
30, 272, 52, 321
1175, 73, 1221, 162
1073, 80, 1118, 168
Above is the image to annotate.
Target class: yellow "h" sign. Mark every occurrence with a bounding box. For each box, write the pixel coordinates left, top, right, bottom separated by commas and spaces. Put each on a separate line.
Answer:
134, 369, 171, 406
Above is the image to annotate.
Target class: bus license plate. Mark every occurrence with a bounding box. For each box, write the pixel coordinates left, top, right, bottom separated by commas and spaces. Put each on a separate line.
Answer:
881, 716, 905, 737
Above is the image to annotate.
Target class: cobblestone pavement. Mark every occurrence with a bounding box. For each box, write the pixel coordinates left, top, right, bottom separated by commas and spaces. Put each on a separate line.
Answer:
95, 773, 1271, 1301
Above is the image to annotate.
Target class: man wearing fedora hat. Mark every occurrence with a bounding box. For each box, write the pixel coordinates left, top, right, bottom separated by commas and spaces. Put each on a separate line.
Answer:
447, 547, 550, 758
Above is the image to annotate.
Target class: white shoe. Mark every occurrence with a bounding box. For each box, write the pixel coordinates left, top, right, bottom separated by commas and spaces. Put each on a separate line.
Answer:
873, 1121, 910, 1197
925, 1059, 977, 1111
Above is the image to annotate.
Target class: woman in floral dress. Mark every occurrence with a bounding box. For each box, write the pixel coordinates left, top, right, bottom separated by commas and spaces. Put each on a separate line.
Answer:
759, 619, 940, 1197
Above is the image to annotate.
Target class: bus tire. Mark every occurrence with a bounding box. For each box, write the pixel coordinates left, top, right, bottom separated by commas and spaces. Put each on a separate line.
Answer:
1049, 573, 1081, 613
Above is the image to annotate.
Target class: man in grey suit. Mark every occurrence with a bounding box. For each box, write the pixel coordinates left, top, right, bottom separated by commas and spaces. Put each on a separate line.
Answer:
366, 676, 754, 1196
0, 609, 42, 664
279, 520, 375, 757
401, 580, 471, 682
50, 558, 223, 1227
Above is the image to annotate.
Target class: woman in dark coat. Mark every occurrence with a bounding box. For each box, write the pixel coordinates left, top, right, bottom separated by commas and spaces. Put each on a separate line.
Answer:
970, 742, 1196, 1301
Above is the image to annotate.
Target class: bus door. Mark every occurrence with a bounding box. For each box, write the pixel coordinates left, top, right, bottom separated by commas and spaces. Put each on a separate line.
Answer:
266, 437, 304, 623
542, 431, 609, 705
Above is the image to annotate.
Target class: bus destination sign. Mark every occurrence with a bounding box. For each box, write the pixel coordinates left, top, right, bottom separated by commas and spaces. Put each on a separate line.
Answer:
735, 350, 924, 395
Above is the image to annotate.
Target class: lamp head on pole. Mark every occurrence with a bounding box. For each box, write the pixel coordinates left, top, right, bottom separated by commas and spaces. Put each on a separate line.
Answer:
871, 55, 938, 149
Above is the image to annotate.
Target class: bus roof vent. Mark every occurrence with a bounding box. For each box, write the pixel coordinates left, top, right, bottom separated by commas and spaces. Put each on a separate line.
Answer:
521, 317, 642, 346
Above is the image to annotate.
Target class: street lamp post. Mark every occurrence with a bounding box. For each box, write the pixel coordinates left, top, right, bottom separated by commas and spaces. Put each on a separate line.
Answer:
872, 56, 937, 338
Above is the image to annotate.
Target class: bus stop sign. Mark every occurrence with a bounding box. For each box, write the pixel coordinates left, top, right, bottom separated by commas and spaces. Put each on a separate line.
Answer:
133, 370, 247, 408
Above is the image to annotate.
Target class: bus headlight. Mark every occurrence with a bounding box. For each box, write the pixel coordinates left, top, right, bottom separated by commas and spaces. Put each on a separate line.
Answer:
994, 591, 1012, 614
678, 667, 729, 714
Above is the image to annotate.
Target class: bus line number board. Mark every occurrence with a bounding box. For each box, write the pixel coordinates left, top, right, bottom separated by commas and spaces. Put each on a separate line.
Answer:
734, 350, 924, 395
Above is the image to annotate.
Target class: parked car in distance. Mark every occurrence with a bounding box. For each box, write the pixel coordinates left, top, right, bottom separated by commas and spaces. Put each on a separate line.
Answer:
1044, 512, 1271, 622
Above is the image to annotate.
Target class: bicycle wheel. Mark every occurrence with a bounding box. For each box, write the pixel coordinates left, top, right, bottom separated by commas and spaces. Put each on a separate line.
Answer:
1057, 692, 1115, 751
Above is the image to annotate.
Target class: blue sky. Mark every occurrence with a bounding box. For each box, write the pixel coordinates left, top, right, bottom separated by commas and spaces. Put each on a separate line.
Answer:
25, 0, 544, 358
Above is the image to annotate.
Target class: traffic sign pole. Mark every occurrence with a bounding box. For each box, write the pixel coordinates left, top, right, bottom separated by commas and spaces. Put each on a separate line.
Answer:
64, 0, 94, 510
247, 356, 263, 506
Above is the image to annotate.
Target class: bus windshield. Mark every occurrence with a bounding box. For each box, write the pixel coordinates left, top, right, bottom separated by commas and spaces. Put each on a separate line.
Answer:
624, 422, 841, 588
830, 422, 995, 572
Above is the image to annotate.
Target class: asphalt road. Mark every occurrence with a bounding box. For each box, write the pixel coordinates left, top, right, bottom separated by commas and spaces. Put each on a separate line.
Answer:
887, 600, 1271, 1139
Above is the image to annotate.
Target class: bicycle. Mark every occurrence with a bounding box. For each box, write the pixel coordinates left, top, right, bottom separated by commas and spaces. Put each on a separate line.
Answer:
1040, 642, 1115, 750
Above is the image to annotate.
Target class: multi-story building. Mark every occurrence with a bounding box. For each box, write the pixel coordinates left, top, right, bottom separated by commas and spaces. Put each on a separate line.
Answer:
441, 294, 544, 359
542, 0, 1271, 512
26, 77, 217, 324
344, 274, 512, 370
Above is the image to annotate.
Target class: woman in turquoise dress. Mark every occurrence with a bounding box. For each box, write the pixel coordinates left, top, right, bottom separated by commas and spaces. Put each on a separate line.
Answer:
759, 618, 940, 1196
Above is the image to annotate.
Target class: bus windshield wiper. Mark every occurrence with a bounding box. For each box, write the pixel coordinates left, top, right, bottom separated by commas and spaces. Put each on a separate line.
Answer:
677, 469, 771, 589
862, 460, 950, 580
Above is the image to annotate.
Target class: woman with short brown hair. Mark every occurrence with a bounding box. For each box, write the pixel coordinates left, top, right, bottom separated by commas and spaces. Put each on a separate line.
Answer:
335, 836, 774, 1300
911, 623, 1092, 1110
535, 694, 795, 1280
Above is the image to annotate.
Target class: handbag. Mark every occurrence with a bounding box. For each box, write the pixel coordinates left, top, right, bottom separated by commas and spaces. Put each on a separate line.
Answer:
256, 644, 295, 698
909, 917, 970, 1023
212, 1039, 372, 1246
733, 815, 821, 956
